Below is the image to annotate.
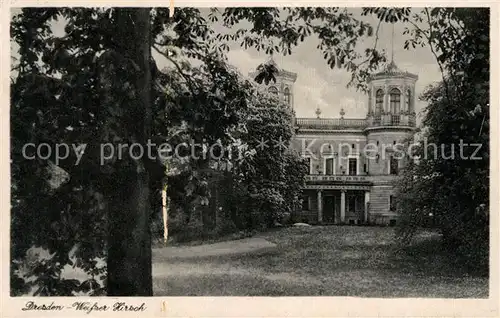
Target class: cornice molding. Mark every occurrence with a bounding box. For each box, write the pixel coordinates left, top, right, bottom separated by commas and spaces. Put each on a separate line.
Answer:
368, 73, 419, 83
297, 129, 366, 135
363, 126, 416, 133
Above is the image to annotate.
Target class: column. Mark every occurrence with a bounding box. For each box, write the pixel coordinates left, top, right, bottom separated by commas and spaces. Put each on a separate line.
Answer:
402, 84, 407, 113
357, 156, 360, 176
317, 190, 323, 223
384, 86, 389, 113
368, 87, 374, 114
364, 191, 370, 223
383, 87, 389, 125
400, 84, 407, 125
411, 86, 416, 113
340, 190, 346, 223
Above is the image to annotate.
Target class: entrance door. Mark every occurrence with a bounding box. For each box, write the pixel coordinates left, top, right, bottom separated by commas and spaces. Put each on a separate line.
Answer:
323, 196, 335, 223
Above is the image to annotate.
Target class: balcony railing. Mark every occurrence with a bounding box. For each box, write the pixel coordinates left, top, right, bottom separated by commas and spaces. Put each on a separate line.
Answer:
305, 174, 370, 183
391, 114, 400, 125
296, 118, 368, 130
296, 114, 416, 130
371, 114, 416, 127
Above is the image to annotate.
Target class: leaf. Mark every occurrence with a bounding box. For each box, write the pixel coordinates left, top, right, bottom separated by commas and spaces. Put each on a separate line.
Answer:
367, 25, 373, 37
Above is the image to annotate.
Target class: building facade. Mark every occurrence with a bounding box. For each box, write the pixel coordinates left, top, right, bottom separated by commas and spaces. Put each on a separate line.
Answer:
253, 58, 418, 225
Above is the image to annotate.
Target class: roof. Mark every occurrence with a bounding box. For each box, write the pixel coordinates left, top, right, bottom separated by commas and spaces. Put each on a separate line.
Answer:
265, 55, 278, 68
369, 60, 418, 81
250, 55, 297, 82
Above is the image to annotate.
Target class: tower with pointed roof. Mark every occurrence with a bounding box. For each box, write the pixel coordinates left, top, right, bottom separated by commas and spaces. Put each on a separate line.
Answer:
366, 24, 418, 129
363, 57, 419, 180
365, 59, 418, 128
249, 55, 298, 109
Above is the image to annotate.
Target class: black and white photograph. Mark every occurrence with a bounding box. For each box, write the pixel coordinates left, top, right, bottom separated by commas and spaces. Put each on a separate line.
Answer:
5, 3, 495, 312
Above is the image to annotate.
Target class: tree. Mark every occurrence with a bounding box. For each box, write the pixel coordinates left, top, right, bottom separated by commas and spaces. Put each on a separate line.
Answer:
11, 7, 387, 295
158, 76, 307, 238
10, 7, 245, 296
104, 8, 153, 296
232, 92, 307, 228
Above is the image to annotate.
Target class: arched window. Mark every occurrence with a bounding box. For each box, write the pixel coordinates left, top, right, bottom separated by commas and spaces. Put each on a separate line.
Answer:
405, 89, 411, 112
375, 89, 384, 114
268, 86, 278, 95
284, 87, 291, 105
390, 88, 401, 114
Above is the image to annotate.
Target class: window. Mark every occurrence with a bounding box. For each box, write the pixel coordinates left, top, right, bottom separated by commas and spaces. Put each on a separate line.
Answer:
348, 158, 357, 176
302, 195, 310, 211
390, 156, 399, 175
363, 163, 367, 173
405, 89, 411, 112
375, 89, 384, 114
268, 86, 278, 95
389, 195, 396, 211
325, 158, 334, 175
284, 87, 291, 105
351, 144, 355, 149
390, 88, 401, 114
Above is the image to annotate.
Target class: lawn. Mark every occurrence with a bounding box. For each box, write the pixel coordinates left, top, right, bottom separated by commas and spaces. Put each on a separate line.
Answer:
152, 226, 488, 297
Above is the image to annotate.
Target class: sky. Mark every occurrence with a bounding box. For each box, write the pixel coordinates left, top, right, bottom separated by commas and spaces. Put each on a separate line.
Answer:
227, 28, 441, 121
156, 8, 442, 121
11, 8, 442, 122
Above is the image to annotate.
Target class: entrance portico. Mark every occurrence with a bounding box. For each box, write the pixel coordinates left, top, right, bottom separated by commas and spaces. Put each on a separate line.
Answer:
308, 185, 371, 225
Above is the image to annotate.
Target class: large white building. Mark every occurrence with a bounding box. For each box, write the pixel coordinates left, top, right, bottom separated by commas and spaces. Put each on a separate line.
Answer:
253, 57, 418, 225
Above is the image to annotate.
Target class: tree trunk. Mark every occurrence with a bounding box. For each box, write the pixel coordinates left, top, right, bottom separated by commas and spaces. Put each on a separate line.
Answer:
162, 186, 168, 243
107, 8, 153, 296
107, 172, 153, 295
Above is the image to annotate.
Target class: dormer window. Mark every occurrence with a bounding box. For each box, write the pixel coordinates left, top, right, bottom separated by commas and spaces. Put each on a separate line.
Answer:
268, 86, 278, 95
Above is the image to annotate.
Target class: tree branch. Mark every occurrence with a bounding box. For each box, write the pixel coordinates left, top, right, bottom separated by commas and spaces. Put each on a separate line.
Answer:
406, 9, 452, 104
152, 44, 197, 95
358, 18, 383, 68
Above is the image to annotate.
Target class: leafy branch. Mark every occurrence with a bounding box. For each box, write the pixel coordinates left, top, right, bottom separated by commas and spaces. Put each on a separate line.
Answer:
152, 44, 197, 95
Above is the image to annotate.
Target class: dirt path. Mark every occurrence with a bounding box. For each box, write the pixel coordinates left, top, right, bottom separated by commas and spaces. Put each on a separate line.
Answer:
152, 237, 278, 260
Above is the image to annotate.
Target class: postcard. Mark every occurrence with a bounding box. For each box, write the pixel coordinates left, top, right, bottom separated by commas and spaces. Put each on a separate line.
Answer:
2, 2, 498, 317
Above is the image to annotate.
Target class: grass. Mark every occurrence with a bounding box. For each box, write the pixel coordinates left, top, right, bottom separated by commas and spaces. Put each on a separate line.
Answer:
153, 226, 489, 297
